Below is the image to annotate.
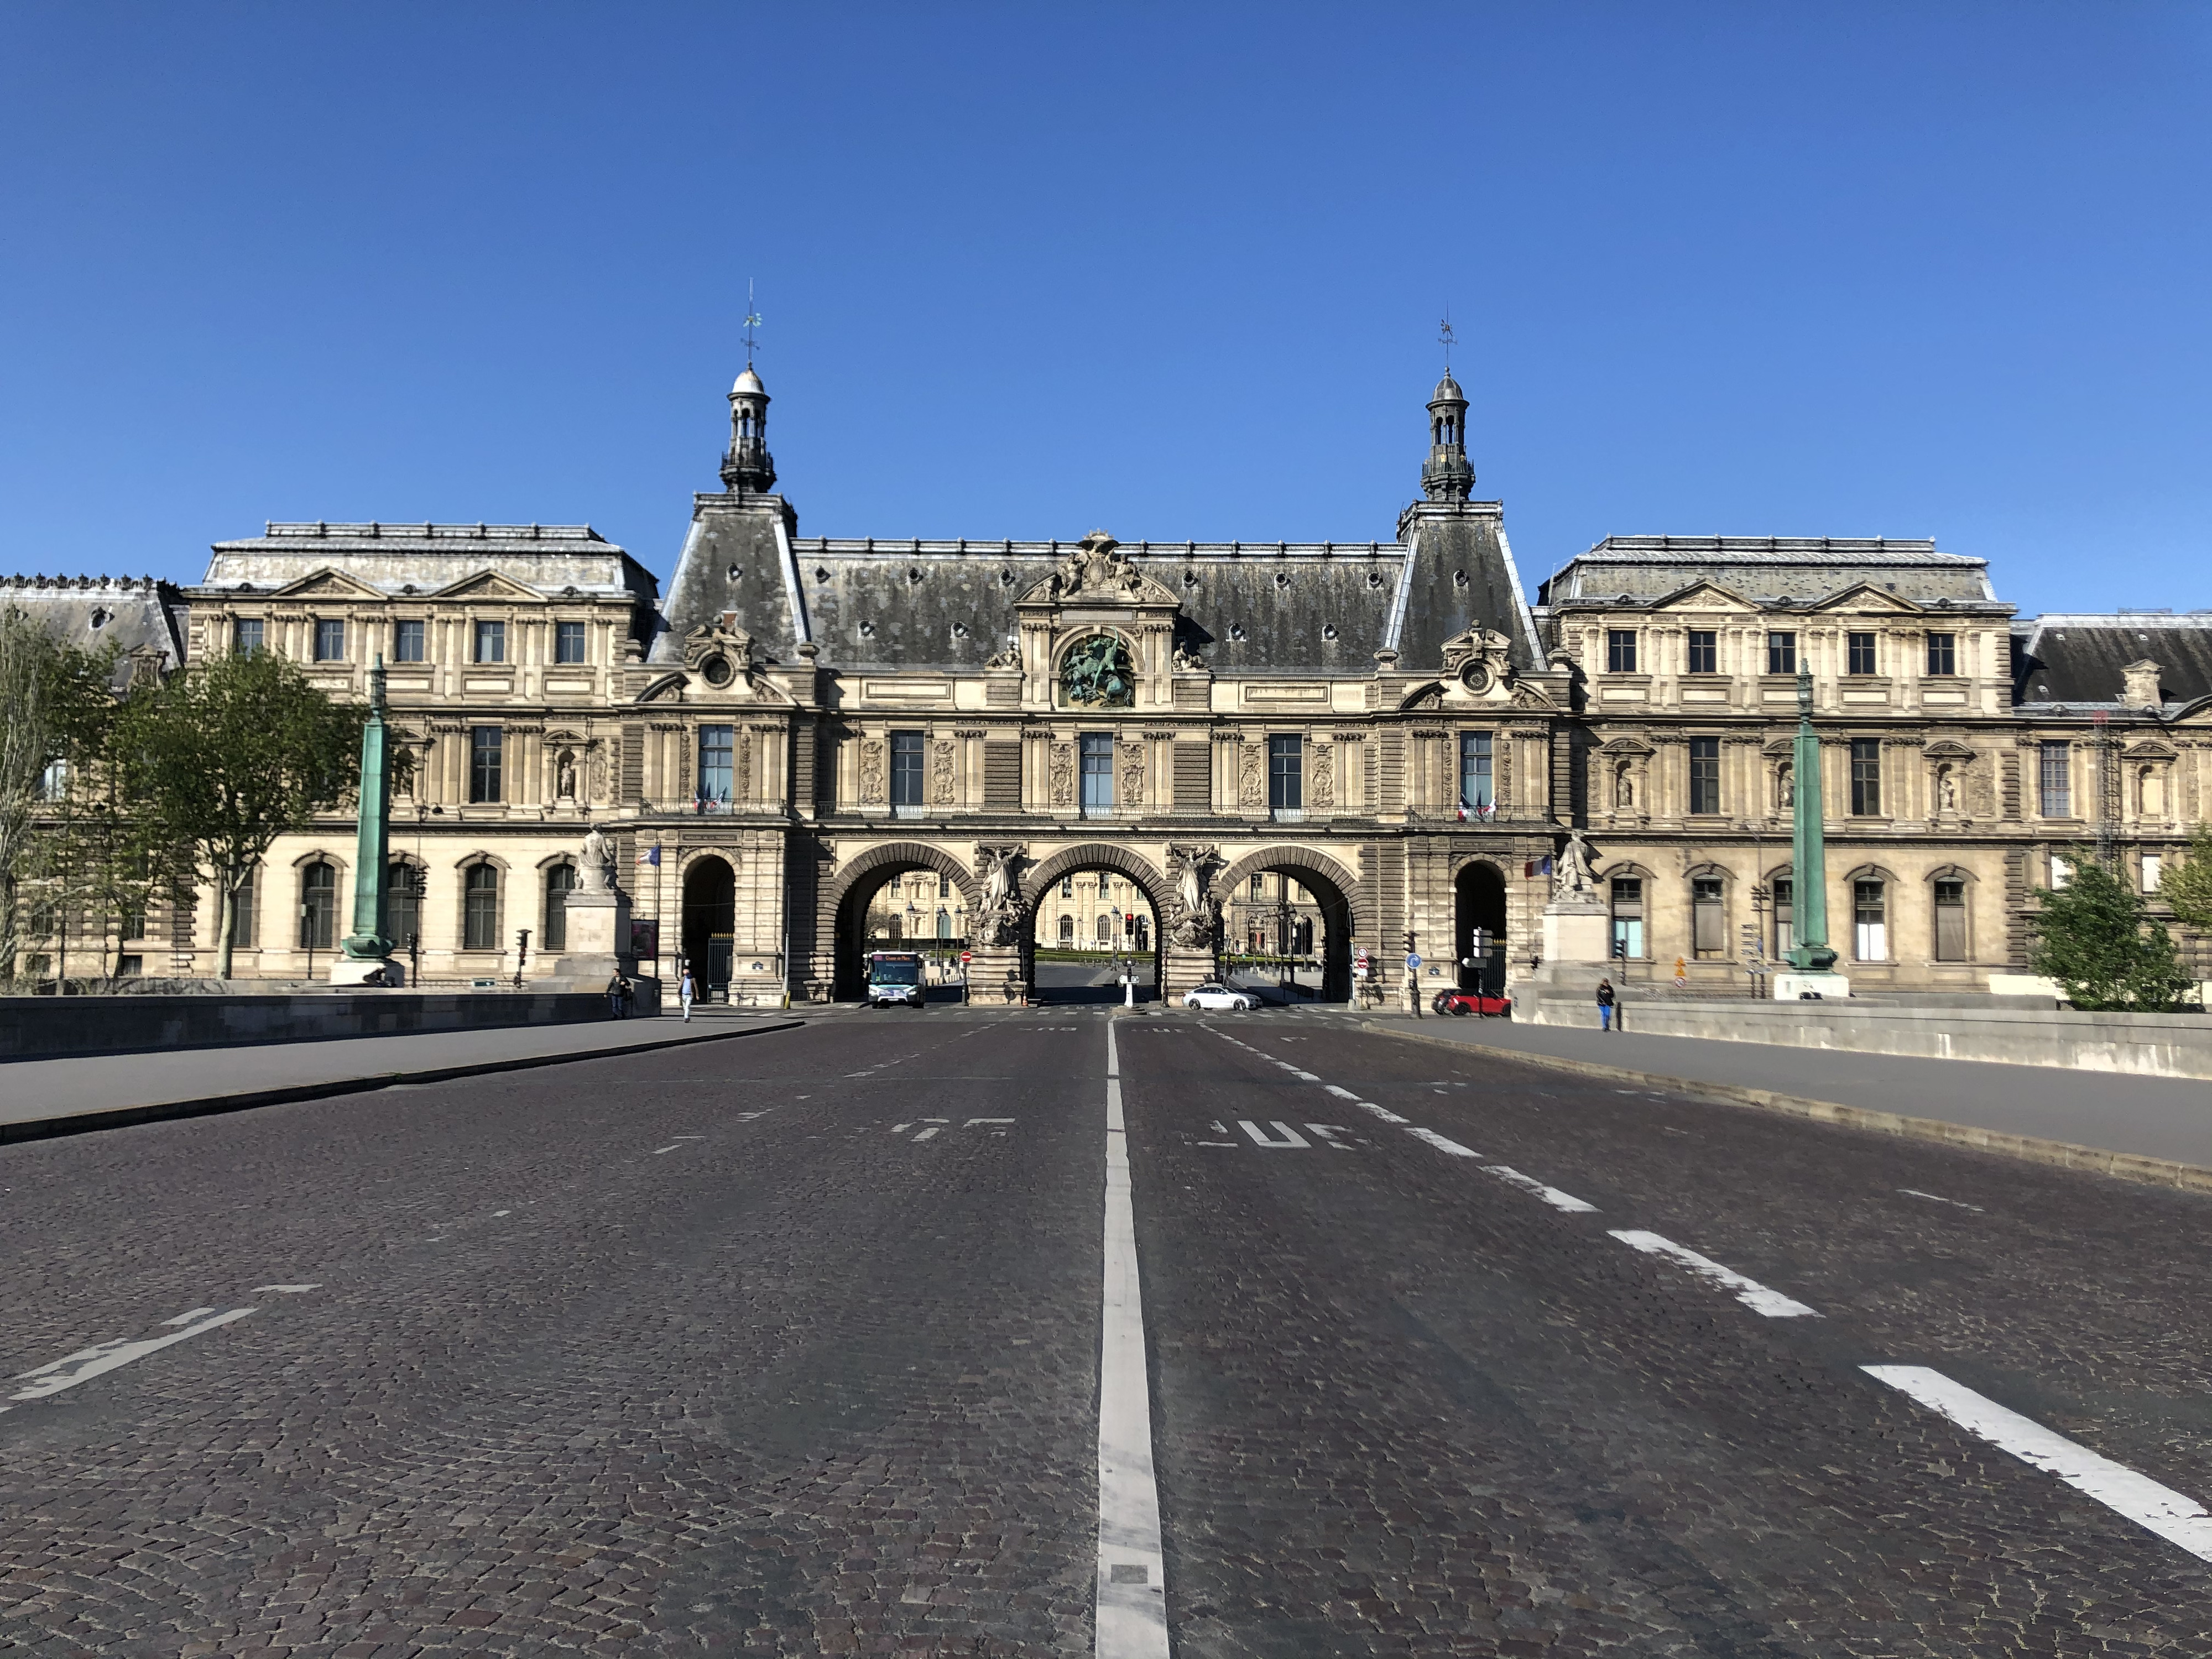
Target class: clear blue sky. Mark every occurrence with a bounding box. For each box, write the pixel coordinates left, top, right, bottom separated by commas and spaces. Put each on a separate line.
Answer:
3, 4, 2206, 615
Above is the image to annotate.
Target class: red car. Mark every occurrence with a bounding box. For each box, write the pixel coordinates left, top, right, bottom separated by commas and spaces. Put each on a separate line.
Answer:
1432, 987, 1511, 1017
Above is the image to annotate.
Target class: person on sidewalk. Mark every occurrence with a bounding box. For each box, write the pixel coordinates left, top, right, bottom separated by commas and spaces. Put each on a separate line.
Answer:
679, 968, 697, 1022
617, 974, 635, 1019
606, 972, 625, 1019
1597, 978, 1616, 1032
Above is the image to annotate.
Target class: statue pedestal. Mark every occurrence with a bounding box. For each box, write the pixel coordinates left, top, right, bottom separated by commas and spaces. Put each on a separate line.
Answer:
1161, 946, 1218, 1005
552, 888, 634, 982
328, 955, 402, 987
964, 946, 1024, 1006
1540, 891, 1610, 969
1773, 972, 1851, 1000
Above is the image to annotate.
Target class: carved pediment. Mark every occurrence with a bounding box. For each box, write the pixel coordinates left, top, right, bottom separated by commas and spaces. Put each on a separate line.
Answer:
272, 567, 386, 602
431, 568, 541, 602
1808, 582, 1924, 615
1015, 531, 1181, 610
1921, 739, 1979, 760
1648, 580, 1762, 614
1598, 736, 1655, 757
2122, 739, 2178, 760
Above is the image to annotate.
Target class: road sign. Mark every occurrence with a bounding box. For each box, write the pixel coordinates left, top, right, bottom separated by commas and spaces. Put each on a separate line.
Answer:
1405, 953, 1422, 971
960, 951, 972, 962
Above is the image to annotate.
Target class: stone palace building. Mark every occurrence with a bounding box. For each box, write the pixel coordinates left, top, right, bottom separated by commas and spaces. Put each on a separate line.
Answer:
10, 364, 2210, 1003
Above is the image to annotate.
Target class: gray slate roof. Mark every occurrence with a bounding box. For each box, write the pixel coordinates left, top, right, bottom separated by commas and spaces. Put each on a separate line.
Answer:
2012, 614, 2212, 710
1539, 535, 1999, 607
0, 576, 184, 688
198, 523, 657, 602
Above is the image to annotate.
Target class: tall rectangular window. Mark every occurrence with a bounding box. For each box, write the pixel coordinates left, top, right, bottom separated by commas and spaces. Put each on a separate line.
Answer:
1771, 875, 1793, 960
233, 618, 264, 655
1853, 879, 1887, 961
1609, 877, 1644, 959
1606, 630, 1637, 673
1849, 738, 1882, 815
890, 731, 926, 811
299, 861, 338, 950
392, 619, 425, 662
388, 862, 421, 946
1268, 733, 1303, 813
463, 864, 500, 950
1848, 632, 1877, 675
1688, 737, 1721, 815
555, 621, 586, 664
1692, 877, 1725, 957
469, 726, 503, 803
1686, 630, 1717, 675
1458, 732, 1493, 809
1766, 632, 1797, 675
2038, 741, 2072, 817
314, 618, 346, 661
2142, 853, 2163, 893
1079, 732, 1115, 817
1926, 633, 1957, 676
474, 620, 507, 664
698, 723, 734, 805
1934, 878, 1967, 961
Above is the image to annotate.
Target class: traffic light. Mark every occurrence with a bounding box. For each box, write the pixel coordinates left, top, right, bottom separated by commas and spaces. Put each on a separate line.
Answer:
1401, 931, 1415, 953
1124, 911, 1134, 932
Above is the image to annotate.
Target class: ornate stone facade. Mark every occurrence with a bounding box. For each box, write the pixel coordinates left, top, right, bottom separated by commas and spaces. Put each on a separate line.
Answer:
13, 368, 2210, 1001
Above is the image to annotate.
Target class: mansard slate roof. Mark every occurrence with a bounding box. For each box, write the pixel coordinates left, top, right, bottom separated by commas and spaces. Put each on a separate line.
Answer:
197, 522, 658, 602
0, 575, 185, 688
654, 495, 1540, 675
1539, 535, 2000, 607
2012, 614, 2212, 709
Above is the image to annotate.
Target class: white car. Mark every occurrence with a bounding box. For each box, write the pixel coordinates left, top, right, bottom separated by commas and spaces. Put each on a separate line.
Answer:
1182, 982, 1259, 1011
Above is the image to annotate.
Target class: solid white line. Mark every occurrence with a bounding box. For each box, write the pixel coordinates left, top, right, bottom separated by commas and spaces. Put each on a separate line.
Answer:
1865, 1365, 2212, 1562
1097, 1020, 1168, 1658
653, 1144, 680, 1155
1405, 1126, 1483, 1159
160, 1307, 217, 1326
1898, 1188, 1985, 1213
10, 1308, 255, 1402
1608, 1230, 1820, 1318
1485, 1165, 1599, 1213
249, 1284, 320, 1293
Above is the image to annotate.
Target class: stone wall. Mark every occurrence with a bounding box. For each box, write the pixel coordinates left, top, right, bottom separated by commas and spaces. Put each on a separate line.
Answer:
1513, 989, 2212, 1079
0, 991, 625, 1062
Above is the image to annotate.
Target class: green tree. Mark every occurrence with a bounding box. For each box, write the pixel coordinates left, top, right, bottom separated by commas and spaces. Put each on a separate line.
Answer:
2160, 822, 2212, 938
117, 650, 362, 979
2028, 848, 2195, 1012
0, 607, 119, 982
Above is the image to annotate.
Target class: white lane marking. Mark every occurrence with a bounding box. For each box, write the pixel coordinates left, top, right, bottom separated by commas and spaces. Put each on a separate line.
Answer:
9, 1308, 255, 1402
1238, 1120, 1311, 1149
1291, 1070, 1321, 1082
160, 1307, 217, 1326
1485, 1165, 1600, 1213
1405, 1126, 1483, 1159
1097, 1019, 1170, 1656
1304, 1125, 1354, 1151
1609, 1230, 1820, 1318
890, 1123, 912, 1135
1323, 1084, 1359, 1100
1355, 1102, 1408, 1125
911, 1126, 942, 1142
672, 1134, 706, 1140
1196, 1141, 1238, 1147
250, 1283, 321, 1293
966, 1118, 1016, 1127
1865, 1365, 2212, 1562
653, 1144, 681, 1155
1899, 1188, 1985, 1213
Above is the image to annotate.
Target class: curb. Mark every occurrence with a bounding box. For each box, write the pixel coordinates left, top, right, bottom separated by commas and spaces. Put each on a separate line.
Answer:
0, 1019, 807, 1147
1360, 1021, 2212, 1198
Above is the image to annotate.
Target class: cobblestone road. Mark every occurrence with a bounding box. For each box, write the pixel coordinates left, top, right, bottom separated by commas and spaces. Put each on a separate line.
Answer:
4, 1009, 2210, 1655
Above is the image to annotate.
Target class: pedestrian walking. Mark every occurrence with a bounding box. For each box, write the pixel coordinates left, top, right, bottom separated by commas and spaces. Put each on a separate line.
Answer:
1596, 977, 1616, 1032
606, 972, 624, 1019
679, 967, 696, 1022
617, 973, 635, 1019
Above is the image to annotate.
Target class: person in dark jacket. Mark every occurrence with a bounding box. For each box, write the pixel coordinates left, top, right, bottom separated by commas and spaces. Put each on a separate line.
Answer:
1596, 978, 1616, 1032
606, 973, 625, 1018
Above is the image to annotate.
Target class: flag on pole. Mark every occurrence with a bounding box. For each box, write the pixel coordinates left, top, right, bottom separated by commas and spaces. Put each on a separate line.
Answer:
638, 845, 661, 867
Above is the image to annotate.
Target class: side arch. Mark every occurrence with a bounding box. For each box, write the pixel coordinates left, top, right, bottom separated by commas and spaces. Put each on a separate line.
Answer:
822, 840, 981, 1001
1212, 844, 1371, 1002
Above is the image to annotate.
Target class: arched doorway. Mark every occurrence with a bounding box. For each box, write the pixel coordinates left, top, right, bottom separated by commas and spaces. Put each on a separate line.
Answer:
827, 845, 974, 1001
1211, 849, 1365, 1004
1454, 860, 1509, 995
1017, 844, 1168, 1005
682, 855, 737, 998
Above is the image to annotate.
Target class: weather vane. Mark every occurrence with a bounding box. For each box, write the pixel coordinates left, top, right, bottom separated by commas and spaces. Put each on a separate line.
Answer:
1438, 306, 1455, 369
742, 279, 763, 366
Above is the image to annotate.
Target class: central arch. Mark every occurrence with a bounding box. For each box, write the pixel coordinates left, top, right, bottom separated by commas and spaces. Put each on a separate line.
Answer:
823, 841, 980, 1001
1211, 847, 1369, 1003
1018, 843, 1170, 1004
1453, 858, 1509, 995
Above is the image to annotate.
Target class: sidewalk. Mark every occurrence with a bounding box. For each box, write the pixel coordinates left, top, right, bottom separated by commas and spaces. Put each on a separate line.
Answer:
0, 1011, 807, 1143
1361, 1014, 2212, 1193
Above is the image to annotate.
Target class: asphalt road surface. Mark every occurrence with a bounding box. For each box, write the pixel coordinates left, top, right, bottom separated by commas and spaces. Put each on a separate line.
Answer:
4, 1009, 2210, 1656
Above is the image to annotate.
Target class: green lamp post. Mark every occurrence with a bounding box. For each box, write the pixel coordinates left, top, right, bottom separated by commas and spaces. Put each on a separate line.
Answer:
1789, 666, 1837, 973
339, 654, 395, 976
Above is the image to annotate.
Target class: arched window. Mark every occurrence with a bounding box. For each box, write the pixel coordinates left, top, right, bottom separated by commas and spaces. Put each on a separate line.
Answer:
299, 860, 338, 950
388, 862, 423, 947
544, 863, 579, 951
1690, 872, 1726, 959
1767, 868, 1794, 961
463, 864, 500, 951
1853, 878, 1887, 961
1058, 914, 1074, 945
1097, 913, 1112, 943
1932, 873, 1969, 962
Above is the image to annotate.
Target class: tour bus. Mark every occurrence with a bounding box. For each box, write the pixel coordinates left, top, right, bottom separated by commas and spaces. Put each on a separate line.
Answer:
865, 950, 927, 1010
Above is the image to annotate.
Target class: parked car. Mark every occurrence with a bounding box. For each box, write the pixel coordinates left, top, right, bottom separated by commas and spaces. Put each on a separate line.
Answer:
1432, 987, 1511, 1018
1183, 982, 1260, 1011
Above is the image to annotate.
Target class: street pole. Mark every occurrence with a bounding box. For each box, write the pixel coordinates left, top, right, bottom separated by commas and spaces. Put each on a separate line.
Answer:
1790, 667, 1837, 972
338, 654, 395, 982
513, 927, 531, 989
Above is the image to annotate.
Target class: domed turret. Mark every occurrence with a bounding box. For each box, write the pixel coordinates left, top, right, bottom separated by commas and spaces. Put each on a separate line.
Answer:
720, 364, 775, 493
1421, 370, 1473, 503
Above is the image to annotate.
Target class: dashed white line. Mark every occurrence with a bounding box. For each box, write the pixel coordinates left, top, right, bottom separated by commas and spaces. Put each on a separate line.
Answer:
1354, 1102, 1408, 1125
1899, 1188, 1985, 1213
1609, 1230, 1820, 1318
1405, 1126, 1483, 1159
250, 1284, 320, 1293
1865, 1365, 2212, 1562
1485, 1166, 1599, 1213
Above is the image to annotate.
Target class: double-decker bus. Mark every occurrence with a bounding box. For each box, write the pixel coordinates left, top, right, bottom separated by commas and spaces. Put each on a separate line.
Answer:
865, 950, 926, 1009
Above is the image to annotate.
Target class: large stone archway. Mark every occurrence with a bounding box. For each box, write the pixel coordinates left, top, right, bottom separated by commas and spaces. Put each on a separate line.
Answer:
1015, 842, 1172, 1003
821, 840, 982, 1001
1212, 845, 1372, 1002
